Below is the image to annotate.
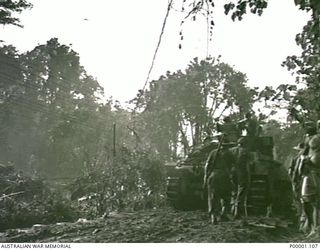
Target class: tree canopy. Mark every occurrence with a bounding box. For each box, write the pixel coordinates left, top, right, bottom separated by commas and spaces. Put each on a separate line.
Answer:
132, 57, 256, 157
0, 0, 32, 26
179, 0, 320, 123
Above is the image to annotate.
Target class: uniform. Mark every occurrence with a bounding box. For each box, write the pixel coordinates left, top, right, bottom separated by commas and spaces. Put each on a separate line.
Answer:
301, 134, 320, 203
297, 131, 320, 236
231, 138, 251, 218
205, 145, 237, 223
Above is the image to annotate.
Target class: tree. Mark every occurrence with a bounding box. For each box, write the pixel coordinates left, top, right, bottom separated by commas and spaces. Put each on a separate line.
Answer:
171, 0, 320, 129
282, 1, 320, 121
133, 57, 256, 157
178, 0, 319, 22
19, 38, 107, 176
0, 0, 32, 26
0, 38, 110, 176
180, 1, 320, 121
0, 45, 24, 163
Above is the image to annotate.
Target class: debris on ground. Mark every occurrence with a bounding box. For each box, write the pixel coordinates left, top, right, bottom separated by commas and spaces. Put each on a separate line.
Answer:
0, 164, 78, 231
0, 209, 310, 243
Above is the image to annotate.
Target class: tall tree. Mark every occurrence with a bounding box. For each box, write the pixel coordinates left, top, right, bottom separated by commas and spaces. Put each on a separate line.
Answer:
0, 38, 108, 176
0, 45, 24, 163
20, 38, 105, 176
134, 57, 255, 157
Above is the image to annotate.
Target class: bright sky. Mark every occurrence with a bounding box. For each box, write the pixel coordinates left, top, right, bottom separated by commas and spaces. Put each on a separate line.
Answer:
0, 0, 311, 104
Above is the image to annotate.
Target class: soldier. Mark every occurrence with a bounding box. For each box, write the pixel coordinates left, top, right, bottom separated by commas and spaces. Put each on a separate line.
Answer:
289, 143, 305, 197
238, 112, 262, 137
291, 120, 319, 236
205, 140, 237, 223
216, 116, 241, 143
289, 147, 307, 232
233, 137, 251, 219
300, 134, 320, 237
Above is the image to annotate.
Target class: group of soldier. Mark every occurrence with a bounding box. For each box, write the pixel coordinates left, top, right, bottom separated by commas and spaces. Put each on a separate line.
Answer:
289, 120, 320, 237
203, 112, 264, 224
203, 112, 320, 236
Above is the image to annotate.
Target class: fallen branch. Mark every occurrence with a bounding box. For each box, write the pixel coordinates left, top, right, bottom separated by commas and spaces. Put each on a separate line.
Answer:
0, 191, 25, 200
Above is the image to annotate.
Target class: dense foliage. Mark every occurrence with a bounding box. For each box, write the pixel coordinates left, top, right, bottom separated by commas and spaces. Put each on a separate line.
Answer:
0, 165, 78, 230
283, 2, 320, 121
133, 57, 256, 157
0, 0, 32, 27
0, 39, 168, 224
181, 0, 320, 123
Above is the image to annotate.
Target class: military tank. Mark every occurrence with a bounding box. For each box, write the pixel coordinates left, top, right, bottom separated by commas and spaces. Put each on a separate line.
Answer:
165, 139, 218, 210
239, 136, 292, 216
165, 135, 293, 216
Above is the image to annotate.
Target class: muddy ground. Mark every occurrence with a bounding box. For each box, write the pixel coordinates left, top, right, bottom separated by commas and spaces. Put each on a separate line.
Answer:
1, 208, 319, 243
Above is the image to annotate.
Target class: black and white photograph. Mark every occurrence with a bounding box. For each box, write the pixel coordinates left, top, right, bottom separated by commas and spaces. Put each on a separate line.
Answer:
0, 0, 320, 245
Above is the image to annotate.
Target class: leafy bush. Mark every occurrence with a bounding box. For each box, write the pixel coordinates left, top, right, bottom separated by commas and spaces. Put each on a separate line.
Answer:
69, 149, 167, 218
0, 167, 79, 231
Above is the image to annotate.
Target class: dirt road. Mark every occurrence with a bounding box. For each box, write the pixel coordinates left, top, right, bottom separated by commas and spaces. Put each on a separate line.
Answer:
1, 208, 317, 243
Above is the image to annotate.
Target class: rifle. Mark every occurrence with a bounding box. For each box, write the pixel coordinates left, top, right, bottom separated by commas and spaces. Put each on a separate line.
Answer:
203, 133, 225, 189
